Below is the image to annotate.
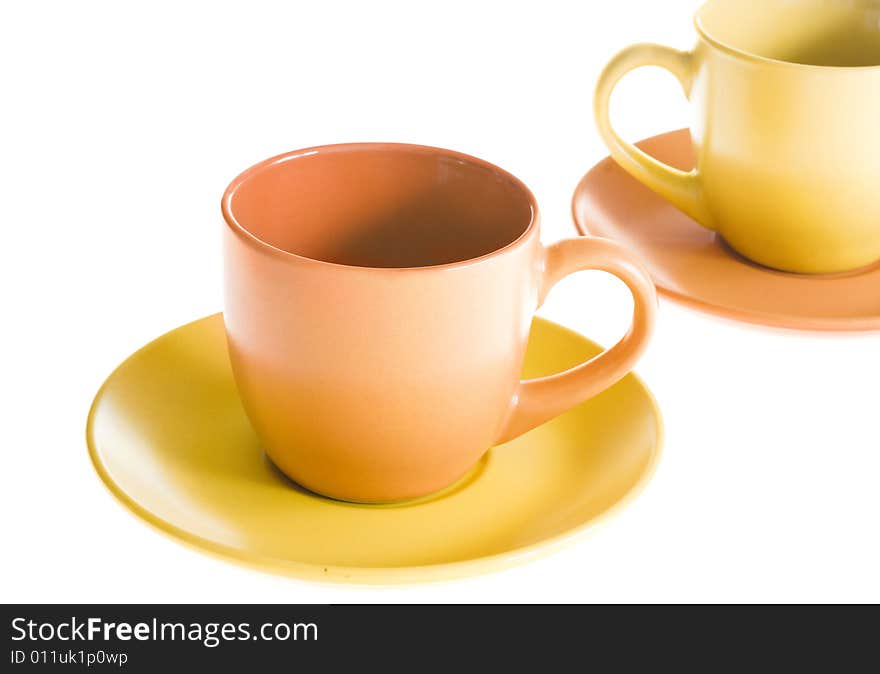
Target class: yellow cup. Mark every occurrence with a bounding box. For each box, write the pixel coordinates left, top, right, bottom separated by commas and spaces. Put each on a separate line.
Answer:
595, 0, 880, 274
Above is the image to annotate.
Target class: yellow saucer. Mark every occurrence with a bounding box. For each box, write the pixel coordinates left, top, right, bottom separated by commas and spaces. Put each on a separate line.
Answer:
87, 314, 662, 583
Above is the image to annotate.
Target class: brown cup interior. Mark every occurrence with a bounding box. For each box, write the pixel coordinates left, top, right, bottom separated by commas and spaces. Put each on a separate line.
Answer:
225, 145, 534, 268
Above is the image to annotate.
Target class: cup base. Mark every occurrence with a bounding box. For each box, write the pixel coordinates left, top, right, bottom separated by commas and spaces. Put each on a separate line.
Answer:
265, 451, 490, 507
715, 234, 880, 278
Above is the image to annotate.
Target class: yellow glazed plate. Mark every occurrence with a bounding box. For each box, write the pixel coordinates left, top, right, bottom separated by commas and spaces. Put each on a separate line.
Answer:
87, 314, 662, 584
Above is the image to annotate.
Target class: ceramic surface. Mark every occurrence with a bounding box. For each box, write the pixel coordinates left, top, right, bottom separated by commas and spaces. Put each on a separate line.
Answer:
573, 130, 880, 332
223, 143, 656, 502
594, 0, 880, 274
86, 314, 663, 584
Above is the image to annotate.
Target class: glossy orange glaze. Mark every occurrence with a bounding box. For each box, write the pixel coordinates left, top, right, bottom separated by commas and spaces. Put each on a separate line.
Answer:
223, 144, 656, 502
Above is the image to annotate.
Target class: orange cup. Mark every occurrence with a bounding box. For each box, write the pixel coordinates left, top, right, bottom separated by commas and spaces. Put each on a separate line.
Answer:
222, 144, 657, 503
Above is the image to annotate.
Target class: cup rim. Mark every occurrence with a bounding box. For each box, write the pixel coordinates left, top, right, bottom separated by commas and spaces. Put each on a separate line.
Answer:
694, 0, 880, 71
221, 142, 540, 272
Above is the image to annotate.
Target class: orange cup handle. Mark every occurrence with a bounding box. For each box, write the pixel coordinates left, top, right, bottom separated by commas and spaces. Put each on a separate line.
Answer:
495, 236, 657, 443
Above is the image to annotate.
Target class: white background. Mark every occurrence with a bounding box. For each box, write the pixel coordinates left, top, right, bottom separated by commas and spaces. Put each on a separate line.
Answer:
2, 0, 878, 603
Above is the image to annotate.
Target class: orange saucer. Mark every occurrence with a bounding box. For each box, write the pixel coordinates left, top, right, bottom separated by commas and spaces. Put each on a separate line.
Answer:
572, 129, 880, 332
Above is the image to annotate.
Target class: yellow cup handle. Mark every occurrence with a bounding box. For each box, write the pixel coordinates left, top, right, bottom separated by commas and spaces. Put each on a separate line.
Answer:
495, 237, 657, 443
594, 43, 713, 229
